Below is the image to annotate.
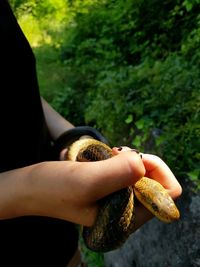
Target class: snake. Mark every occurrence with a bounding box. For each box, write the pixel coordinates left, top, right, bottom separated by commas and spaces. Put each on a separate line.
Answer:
65, 138, 180, 252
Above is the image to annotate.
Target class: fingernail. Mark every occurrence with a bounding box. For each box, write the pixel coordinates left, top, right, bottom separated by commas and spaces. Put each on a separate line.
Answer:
131, 148, 140, 154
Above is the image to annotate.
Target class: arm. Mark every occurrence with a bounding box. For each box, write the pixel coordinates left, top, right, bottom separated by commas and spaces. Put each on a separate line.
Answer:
0, 99, 182, 229
0, 151, 145, 226
0, 149, 181, 229
41, 97, 74, 140
41, 98, 108, 159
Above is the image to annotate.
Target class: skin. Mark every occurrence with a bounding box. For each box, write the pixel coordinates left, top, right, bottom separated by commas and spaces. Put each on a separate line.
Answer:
41, 97, 74, 139
112, 147, 182, 229
0, 98, 182, 266
0, 145, 147, 226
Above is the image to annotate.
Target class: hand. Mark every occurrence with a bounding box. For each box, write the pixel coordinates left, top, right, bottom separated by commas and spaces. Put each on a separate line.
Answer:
17, 146, 181, 231
112, 146, 182, 199
60, 145, 182, 228
24, 150, 145, 226
112, 146, 182, 229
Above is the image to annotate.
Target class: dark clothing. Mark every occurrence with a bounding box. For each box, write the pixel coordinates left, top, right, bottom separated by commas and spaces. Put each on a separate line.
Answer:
0, 0, 51, 171
0, 1, 78, 266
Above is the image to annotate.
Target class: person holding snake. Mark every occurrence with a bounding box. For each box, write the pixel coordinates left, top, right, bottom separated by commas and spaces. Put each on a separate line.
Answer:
0, 0, 182, 266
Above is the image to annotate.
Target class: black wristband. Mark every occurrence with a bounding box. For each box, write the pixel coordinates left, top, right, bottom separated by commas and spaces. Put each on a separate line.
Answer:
53, 126, 109, 160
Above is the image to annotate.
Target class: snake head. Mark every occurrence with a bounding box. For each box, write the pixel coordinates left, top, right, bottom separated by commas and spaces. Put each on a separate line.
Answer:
134, 177, 180, 223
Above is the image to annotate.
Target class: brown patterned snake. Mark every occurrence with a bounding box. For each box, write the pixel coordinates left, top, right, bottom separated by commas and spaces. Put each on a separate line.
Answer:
66, 138, 180, 252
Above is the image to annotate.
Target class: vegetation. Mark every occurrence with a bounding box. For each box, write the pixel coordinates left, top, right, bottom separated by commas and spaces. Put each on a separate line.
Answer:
64, 0, 200, 184
11, 0, 200, 266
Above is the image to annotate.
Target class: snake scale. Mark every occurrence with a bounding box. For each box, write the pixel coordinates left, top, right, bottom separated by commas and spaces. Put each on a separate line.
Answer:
66, 138, 180, 252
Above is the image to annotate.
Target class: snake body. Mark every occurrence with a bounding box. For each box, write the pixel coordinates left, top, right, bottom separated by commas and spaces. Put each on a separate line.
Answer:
66, 138, 180, 252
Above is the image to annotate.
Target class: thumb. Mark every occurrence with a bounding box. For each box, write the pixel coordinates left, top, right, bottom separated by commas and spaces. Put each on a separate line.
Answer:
82, 151, 145, 201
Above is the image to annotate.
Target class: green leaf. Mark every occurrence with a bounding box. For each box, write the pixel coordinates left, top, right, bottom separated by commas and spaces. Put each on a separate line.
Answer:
125, 114, 133, 124
183, 1, 193, 12
132, 135, 142, 148
188, 169, 200, 181
135, 118, 145, 130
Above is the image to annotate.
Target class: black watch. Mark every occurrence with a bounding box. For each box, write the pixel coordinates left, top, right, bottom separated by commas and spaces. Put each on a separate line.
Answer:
53, 126, 109, 160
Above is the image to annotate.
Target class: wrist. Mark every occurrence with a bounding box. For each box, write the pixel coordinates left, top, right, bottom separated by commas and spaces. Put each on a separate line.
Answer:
53, 126, 109, 160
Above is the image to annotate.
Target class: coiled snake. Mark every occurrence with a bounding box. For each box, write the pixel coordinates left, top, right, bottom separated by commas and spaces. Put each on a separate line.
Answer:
66, 138, 180, 252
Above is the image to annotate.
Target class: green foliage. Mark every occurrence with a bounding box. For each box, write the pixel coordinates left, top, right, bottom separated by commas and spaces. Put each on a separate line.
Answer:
58, 0, 200, 183
12, 0, 70, 46
33, 44, 70, 102
79, 234, 104, 267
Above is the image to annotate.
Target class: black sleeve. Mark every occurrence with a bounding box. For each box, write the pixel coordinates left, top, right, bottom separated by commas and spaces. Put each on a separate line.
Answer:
0, 2, 79, 266
0, 0, 53, 171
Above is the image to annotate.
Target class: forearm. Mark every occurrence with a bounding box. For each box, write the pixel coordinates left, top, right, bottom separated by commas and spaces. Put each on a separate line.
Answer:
0, 166, 33, 219
0, 148, 182, 234
25, 161, 97, 225
0, 161, 97, 225
41, 97, 74, 140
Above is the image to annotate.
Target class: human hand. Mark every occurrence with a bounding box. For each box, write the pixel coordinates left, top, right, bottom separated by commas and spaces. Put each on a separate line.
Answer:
112, 146, 182, 199
24, 149, 145, 226
21, 145, 181, 231
60, 143, 182, 227
112, 146, 182, 229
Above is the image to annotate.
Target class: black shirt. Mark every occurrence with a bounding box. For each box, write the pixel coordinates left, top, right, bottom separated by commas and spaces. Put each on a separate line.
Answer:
0, 1, 78, 266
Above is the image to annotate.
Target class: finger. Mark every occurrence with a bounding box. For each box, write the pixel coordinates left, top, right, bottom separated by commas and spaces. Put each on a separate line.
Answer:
112, 146, 139, 155
59, 148, 68, 161
141, 153, 182, 199
112, 148, 182, 199
80, 151, 145, 201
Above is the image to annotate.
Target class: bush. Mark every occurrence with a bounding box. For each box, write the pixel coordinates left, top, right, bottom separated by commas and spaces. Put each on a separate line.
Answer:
58, 0, 200, 184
